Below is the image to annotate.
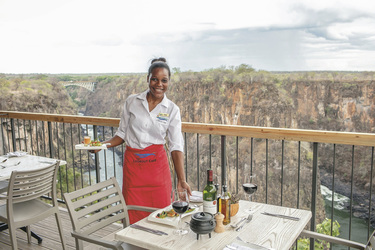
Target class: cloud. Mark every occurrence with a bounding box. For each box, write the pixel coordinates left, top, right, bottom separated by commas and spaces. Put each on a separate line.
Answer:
1, 0, 375, 73
92, 37, 124, 47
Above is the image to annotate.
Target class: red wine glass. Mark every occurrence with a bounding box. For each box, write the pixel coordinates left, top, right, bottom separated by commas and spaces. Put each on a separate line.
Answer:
242, 175, 257, 213
172, 189, 190, 235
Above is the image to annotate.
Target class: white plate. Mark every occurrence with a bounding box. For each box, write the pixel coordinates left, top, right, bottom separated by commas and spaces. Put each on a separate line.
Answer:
75, 143, 108, 150
148, 205, 199, 227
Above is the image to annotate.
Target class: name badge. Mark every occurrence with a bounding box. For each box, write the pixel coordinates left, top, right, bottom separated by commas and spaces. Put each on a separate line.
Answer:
156, 113, 169, 124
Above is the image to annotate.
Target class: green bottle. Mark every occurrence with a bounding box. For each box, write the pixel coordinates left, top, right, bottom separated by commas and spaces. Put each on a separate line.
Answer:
203, 169, 217, 214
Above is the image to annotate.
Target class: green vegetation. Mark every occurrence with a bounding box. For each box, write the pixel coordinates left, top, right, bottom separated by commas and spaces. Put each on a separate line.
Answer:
295, 219, 340, 249
57, 165, 82, 197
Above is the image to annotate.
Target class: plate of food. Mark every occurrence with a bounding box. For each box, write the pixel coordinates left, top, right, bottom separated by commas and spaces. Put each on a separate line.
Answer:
75, 141, 110, 150
148, 205, 199, 227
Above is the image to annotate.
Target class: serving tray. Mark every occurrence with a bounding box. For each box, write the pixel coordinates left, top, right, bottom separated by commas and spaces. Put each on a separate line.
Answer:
75, 143, 108, 150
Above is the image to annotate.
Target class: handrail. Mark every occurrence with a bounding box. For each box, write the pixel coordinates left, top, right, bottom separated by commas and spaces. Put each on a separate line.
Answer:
1, 111, 375, 147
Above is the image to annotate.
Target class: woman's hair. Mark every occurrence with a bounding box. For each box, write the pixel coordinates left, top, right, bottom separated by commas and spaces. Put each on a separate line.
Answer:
148, 57, 171, 78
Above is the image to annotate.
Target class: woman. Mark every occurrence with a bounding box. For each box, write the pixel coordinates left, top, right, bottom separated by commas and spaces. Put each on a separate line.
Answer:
98, 58, 191, 224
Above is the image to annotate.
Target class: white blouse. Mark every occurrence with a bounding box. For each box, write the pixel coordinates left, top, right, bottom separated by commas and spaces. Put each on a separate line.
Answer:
115, 90, 184, 152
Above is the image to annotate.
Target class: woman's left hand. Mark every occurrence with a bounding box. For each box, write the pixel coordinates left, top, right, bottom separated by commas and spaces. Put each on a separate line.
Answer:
178, 180, 192, 196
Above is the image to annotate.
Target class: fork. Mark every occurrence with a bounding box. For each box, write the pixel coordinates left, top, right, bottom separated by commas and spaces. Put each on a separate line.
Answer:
235, 214, 253, 231
230, 217, 247, 228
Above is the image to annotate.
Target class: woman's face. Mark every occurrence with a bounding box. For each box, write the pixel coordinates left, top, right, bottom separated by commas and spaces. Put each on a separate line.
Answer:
147, 67, 169, 100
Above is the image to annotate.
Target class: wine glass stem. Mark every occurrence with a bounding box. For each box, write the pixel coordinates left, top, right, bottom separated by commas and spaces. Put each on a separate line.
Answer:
179, 214, 182, 231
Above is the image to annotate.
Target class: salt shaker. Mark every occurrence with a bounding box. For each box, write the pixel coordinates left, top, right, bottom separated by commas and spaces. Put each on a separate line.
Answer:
214, 212, 225, 233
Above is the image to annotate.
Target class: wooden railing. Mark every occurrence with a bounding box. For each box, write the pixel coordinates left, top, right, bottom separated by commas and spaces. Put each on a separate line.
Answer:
2, 111, 374, 146
1, 111, 374, 248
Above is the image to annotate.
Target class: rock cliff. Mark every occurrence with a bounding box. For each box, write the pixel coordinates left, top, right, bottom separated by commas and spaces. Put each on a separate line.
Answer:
1, 70, 374, 225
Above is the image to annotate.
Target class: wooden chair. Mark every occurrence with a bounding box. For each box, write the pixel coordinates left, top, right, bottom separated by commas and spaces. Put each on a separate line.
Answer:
63, 177, 158, 250
0, 161, 66, 250
301, 229, 375, 249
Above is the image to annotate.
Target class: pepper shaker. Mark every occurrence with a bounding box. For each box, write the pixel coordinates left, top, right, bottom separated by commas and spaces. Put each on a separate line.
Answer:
214, 212, 225, 233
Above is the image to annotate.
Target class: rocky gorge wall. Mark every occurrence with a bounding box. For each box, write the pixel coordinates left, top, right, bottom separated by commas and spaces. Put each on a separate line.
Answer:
82, 71, 375, 225
1, 71, 374, 226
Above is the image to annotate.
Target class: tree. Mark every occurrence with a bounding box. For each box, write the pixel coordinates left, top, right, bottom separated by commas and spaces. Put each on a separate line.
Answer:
235, 64, 255, 74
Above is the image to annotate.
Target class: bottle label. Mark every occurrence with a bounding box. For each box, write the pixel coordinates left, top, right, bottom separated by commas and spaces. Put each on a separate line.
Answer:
203, 200, 217, 214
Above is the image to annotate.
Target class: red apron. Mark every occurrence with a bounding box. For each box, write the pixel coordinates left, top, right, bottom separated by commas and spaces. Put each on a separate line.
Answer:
122, 144, 172, 224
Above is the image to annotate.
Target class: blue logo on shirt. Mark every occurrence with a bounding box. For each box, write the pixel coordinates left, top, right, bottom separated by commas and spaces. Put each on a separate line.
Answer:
134, 153, 156, 158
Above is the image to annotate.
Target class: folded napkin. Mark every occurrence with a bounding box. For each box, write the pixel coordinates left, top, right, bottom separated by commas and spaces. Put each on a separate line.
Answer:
223, 243, 253, 250
190, 191, 203, 202
224, 241, 273, 250
6, 151, 28, 157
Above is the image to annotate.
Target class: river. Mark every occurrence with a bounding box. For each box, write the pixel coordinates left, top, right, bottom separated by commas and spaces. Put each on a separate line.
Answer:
321, 185, 370, 248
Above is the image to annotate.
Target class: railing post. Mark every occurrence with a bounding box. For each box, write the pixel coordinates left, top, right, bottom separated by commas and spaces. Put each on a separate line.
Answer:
93, 125, 100, 183
310, 142, 318, 250
48, 121, 54, 158
221, 135, 227, 185
10, 118, 16, 151
197, 134, 200, 190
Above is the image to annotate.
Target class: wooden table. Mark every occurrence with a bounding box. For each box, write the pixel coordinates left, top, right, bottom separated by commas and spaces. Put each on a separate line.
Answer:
115, 200, 312, 250
0, 154, 67, 182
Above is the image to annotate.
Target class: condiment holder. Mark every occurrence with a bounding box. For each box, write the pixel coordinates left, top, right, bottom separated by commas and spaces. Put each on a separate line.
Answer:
214, 212, 225, 233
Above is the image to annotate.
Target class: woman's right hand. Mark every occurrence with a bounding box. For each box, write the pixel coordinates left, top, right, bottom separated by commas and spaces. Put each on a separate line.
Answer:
89, 149, 101, 154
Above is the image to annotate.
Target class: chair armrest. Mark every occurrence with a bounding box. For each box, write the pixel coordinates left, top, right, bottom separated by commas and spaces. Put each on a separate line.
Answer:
71, 230, 122, 250
127, 205, 158, 213
301, 230, 366, 249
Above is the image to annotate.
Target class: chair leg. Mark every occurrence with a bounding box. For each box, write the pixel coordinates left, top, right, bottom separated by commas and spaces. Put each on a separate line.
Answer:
55, 212, 67, 250
8, 223, 18, 250
26, 226, 31, 243
20, 226, 43, 244
76, 237, 84, 250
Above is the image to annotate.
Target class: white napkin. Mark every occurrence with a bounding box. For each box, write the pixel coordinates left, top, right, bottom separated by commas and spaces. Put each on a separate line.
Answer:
223, 243, 253, 250
190, 191, 203, 202
6, 151, 28, 157
223, 241, 274, 250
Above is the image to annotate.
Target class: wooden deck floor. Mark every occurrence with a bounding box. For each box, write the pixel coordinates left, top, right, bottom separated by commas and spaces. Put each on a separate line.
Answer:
0, 202, 123, 250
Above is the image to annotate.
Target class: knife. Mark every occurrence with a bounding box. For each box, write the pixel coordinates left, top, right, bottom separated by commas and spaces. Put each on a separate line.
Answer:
261, 212, 300, 221
130, 224, 168, 236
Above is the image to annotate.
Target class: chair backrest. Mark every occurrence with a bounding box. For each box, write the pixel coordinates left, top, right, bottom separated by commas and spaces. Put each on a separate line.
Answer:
7, 161, 59, 208
64, 177, 129, 236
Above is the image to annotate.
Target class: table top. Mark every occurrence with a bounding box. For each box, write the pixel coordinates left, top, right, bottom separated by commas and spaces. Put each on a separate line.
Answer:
0, 154, 67, 181
115, 200, 312, 250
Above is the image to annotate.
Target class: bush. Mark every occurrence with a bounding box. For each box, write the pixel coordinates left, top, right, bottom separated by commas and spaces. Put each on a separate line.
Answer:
295, 218, 340, 249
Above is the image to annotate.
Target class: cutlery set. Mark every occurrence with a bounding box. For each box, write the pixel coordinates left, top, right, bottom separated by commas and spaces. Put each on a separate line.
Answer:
235, 214, 253, 231
0, 161, 20, 169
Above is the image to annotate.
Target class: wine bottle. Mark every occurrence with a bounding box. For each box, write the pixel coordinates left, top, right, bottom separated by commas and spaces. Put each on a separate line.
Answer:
219, 185, 231, 225
203, 169, 217, 214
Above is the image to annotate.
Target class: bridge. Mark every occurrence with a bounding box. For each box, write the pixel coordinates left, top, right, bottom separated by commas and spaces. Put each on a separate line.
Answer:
60, 81, 97, 92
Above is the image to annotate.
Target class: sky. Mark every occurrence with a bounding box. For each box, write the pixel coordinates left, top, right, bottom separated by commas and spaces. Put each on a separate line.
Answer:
1, 0, 375, 74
